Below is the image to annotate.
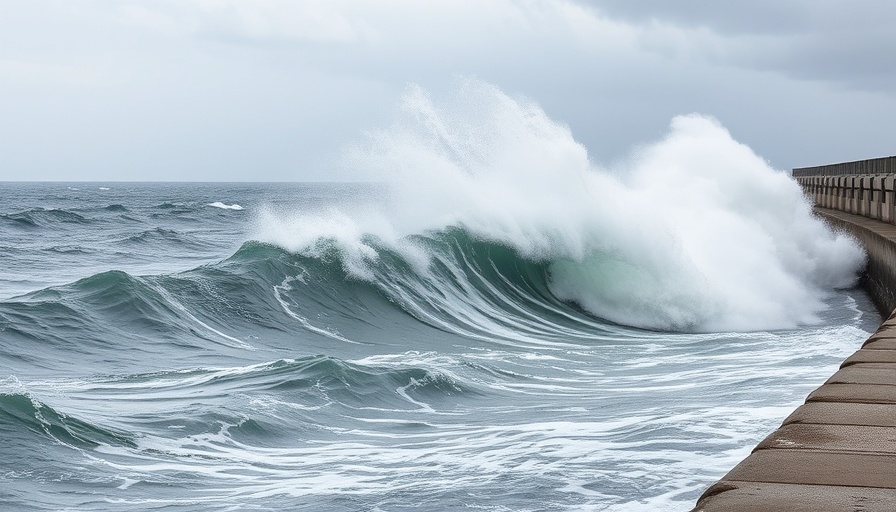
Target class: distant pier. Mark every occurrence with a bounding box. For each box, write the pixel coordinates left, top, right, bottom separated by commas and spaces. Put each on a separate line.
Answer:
691, 158, 896, 512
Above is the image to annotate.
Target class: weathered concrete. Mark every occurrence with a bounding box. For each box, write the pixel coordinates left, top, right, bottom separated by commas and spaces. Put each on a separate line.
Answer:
840, 349, 896, 367
754, 423, 896, 454
807, 383, 896, 403
814, 207, 896, 315
782, 402, 896, 427
691, 204, 896, 511
792, 156, 896, 178
826, 365, 896, 385
716, 450, 896, 488
862, 339, 896, 349
693, 482, 896, 512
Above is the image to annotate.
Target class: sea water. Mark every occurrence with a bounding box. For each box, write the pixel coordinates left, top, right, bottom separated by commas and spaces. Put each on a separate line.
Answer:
0, 80, 880, 511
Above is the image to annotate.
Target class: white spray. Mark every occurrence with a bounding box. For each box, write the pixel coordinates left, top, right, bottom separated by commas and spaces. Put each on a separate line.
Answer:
259, 78, 865, 332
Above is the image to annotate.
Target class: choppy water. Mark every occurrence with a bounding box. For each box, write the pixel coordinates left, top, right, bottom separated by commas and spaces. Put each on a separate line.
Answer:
0, 77, 880, 512
0, 181, 879, 511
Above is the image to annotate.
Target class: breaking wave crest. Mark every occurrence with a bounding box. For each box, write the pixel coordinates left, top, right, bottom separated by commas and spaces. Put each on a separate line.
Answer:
257, 78, 865, 332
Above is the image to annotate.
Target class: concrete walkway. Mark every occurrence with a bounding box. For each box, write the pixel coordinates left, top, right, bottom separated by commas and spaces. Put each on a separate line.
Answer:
691, 209, 896, 511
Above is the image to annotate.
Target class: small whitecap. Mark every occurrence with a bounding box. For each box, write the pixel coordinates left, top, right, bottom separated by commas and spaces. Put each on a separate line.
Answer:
207, 202, 244, 211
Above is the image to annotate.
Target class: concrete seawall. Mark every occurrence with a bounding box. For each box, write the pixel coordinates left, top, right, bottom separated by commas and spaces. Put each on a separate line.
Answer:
691, 160, 896, 511
793, 156, 896, 224
792, 157, 896, 314
815, 208, 896, 316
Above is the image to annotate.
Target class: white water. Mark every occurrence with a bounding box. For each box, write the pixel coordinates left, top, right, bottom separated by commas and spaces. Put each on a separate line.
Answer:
208, 202, 244, 210
2, 181, 879, 512
259, 78, 865, 332
7, 303, 873, 511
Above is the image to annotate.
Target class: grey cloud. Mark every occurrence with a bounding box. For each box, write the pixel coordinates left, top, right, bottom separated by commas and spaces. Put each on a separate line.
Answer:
583, 0, 896, 93
579, 0, 811, 35
1, 1, 895, 181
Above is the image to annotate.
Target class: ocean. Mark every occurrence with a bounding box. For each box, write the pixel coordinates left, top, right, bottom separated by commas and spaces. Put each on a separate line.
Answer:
0, 180, 880, 511
0, 78, 881, 512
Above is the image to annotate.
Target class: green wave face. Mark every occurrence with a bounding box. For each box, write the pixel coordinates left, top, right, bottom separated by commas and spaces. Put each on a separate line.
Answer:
0, 391, 135, 449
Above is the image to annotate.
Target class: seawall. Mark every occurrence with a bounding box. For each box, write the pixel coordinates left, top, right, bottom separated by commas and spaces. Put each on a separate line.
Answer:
691, 158, 896, 511
793, 156, 896, 315
814, 208, 896, 316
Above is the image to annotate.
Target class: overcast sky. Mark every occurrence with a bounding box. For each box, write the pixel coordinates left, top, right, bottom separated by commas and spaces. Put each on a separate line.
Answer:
2, 0, 895, 181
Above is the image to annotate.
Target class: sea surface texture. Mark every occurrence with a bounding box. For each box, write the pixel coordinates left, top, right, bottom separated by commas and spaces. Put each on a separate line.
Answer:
0, 181, 880, 511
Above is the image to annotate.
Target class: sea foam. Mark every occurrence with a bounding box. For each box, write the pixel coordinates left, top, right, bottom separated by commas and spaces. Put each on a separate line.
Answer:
259, 78, 865, 332
208, 202, 244, 210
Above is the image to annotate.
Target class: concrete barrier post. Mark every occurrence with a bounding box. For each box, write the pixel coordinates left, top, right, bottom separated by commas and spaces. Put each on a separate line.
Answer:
854, 176, 862, 214
838, 176, 845, 211
883, 174, 896, 224
860, 176, 868, 216
826, 177, 832, 207
870, 176, 875, 216
871, 176, 881, 219
848, 176, 857, 213
790, 159, 896, 223
828, 177, 835, 208
866, 176, 873, 216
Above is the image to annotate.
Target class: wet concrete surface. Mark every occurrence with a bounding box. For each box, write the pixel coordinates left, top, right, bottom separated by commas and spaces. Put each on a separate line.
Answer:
692, 208, 896, 511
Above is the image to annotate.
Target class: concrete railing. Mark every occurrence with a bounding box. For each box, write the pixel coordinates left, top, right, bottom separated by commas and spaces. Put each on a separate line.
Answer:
792, 155, 896, 177
792, 157, 896, 312
793, 170, 896, 224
